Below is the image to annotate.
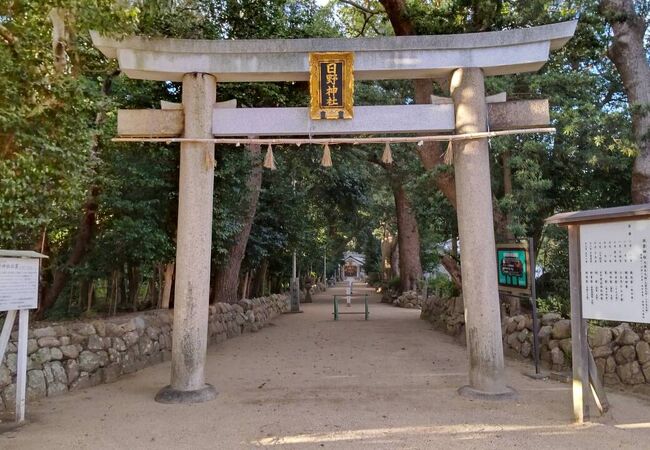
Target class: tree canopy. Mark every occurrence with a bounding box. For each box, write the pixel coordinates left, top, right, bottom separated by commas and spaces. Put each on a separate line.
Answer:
0, 0, 644, 318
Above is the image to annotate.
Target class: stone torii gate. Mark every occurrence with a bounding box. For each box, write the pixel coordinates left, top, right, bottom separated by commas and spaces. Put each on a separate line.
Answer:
91, 20, 576, 403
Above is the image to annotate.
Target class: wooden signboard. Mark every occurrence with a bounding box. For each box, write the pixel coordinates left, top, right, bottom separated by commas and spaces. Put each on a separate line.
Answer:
309, 52, 354, 120
579, 219, 650, 323
0, 250, 47, 423
544, 205, 650, 423
0, 257, 40, 311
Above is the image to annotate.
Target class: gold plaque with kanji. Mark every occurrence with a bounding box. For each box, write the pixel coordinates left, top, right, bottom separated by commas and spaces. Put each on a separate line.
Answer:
309, 52, 354, 120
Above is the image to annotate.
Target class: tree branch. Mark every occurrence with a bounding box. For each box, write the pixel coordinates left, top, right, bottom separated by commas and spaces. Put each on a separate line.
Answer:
378, 0, 414, 35
356, 13, 372, 37
338, 0, 380, 15
440, 253, 462, 290
0, 24, 17, 46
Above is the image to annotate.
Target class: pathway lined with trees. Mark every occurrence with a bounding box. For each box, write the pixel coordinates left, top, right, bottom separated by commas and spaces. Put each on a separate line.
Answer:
2, 284, 650, 448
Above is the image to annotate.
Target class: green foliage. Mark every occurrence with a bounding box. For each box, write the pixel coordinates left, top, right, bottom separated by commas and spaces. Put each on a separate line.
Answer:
0, 0, 642, 320
248, 140, 380, 283
536, 295, 571, 317
486, 2, 633, 311
428, 275, 460, 299
387, 276, 401, 291
92, 142, 176, 269
365, 271, 382, 285
337, 0, 635, 313
0, 0, 344, 316
536, 225, 570, 300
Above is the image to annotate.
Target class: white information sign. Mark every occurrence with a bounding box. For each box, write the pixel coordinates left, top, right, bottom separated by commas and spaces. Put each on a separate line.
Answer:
0, 257, 39, 311
580, 219, 650, 323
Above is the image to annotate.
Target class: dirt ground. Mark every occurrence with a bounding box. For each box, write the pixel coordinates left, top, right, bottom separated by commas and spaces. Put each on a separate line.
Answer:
2, 282, 650, 449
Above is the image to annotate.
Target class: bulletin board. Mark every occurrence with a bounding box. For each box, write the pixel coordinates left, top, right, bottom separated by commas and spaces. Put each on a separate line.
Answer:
580, 219, 650, 323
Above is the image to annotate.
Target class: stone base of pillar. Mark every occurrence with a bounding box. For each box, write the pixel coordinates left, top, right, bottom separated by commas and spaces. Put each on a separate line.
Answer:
457, 385, 517, 400
154, 384, 218, 404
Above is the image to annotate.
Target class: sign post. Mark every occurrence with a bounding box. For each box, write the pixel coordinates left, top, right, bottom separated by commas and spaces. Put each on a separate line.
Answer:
496, 239, 542, 377
289, 250, 301, 313
346, 280, 352, 307
0, 250, 47, 422
543, 204, 650, 422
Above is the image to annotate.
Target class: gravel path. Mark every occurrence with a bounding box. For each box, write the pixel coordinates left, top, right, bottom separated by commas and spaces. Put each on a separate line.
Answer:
2, 282, 650, 449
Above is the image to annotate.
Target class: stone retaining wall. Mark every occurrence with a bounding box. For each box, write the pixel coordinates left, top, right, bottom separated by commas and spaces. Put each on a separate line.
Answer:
381, 288, 399, 304
421, 295, 650, 391
392, 290, 423, 309
0, 294, 288, 410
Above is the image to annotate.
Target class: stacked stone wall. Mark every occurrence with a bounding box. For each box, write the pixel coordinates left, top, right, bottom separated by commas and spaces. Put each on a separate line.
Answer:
0, 294, 288, 410
392, 290, 424, 309
381, 288, 399, 304
421, 295, 650, 391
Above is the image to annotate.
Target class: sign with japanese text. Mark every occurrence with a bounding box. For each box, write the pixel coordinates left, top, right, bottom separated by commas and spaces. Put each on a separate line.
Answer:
309, 52, 354, 120
0, 257, 39, 311
496, 242, 531, 296
580, 219, 650, 324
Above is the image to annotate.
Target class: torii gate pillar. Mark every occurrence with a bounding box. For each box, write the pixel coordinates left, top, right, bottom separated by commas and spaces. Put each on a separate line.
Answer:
451, 68, 515, 398
155, 73, 218, 404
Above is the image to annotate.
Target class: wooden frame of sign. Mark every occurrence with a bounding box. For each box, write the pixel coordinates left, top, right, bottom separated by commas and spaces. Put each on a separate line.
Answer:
545, 204, 650, 423
309, 52, 354, 120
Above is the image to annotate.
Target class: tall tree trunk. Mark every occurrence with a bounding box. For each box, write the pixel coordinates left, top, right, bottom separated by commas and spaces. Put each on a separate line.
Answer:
85, 280, 94, 313
379, 2, 458, 210
160, 262, 174, 309
390, 242, 400, 278
119, 264, 127, 308
390, 177, 422, 292
37, 228, 51, 310
37, 190, 98, 318
378, 1, 511, 288
500, 150, 519, 311
600, 0, 650, 203
109, 269, 122, 315
413, 74, 510, 241
148, 272, 157, 308
212, 144, 263, 303
239, 271, 250, 300
250, 259, 269, 297
80, 279, 89, 311
440, 254, 462, 290
128, 264, 141, 311
501, 150, 515, 240
380, 0, 414, 35
270, 275, 279, 295
380, 227, 397, 281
